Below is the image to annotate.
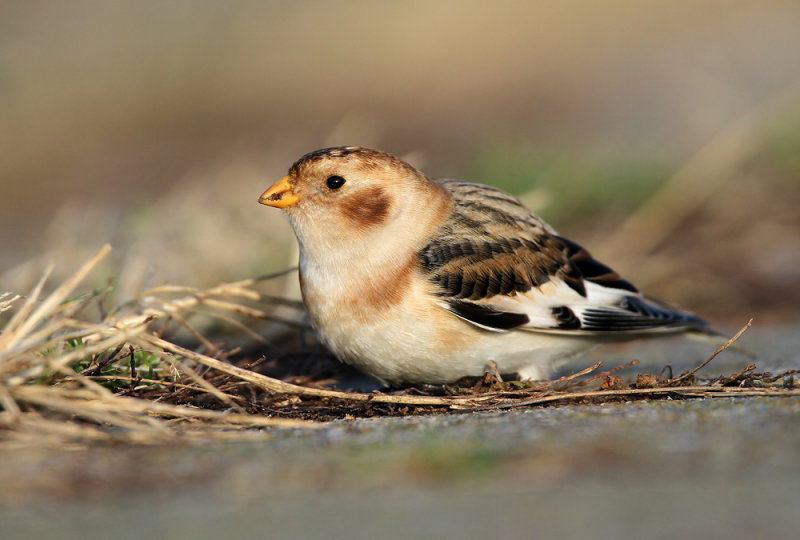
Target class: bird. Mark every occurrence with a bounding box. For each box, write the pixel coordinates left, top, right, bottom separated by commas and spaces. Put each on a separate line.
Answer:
258, 146, 709, 386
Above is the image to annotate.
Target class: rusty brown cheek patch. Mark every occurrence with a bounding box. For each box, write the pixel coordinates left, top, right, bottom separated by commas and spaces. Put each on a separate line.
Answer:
340, 187, 391, 227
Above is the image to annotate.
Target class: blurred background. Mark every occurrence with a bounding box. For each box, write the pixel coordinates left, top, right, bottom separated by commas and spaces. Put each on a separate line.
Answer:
1, 0, 799, 325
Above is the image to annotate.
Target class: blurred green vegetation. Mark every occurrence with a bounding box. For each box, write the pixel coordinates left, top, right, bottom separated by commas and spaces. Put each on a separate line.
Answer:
765, 118, 800, 179
467, 145, 671, 227
471, 112, 800, 231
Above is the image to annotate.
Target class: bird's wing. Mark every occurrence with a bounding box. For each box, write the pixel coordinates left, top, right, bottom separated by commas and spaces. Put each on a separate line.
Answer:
421, 179, 708, 335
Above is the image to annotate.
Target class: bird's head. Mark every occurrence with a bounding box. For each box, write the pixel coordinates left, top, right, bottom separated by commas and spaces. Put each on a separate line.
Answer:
259, 147, 450, 261
260, 146, 425, 222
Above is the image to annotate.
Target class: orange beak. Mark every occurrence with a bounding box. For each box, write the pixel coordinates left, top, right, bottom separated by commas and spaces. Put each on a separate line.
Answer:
258, 176, 300, 208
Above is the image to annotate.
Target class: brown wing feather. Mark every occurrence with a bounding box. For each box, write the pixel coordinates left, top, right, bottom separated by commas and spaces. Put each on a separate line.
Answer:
420, 180, 582, 301
419, 180, 665, 332
417, 180, 709, 335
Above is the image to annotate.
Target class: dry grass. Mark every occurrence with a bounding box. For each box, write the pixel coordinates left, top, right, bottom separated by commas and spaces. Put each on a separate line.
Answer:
1, 246, 797, 450
0, 245, 321, 448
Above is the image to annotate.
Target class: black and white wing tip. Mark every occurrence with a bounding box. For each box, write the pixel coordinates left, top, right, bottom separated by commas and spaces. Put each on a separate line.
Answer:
440, 234, 710, 336
550, 294, 710, 334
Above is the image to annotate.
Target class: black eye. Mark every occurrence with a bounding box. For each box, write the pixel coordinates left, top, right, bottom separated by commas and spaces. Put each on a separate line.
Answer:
326, 175, 346, 190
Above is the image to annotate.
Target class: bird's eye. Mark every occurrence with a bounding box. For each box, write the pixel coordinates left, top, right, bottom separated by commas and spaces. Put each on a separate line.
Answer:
325, 175, 346, 190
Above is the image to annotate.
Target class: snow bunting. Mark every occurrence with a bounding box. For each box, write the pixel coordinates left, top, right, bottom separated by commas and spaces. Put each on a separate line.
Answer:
258, 146, 708, 386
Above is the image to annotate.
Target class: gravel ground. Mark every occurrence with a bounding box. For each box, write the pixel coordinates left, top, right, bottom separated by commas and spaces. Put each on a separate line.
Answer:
1, 326, 798, 539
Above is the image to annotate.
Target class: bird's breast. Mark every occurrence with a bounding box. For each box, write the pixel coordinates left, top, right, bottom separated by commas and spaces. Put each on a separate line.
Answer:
299, 254, 419, 325
298, 254, 478, 365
